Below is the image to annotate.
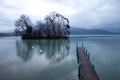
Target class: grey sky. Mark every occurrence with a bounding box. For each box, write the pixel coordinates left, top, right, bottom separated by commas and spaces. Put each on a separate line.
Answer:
0, 0, 120, 32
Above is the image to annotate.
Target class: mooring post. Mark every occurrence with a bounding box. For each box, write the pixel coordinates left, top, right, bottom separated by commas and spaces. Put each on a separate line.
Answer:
92, 64, 95, 69
77, 43, 80, 58
77, 51, 80, 59
76, 43, 78, 53
76, 43, 80, 63
86, 49, 87, 54
88, 52, 90, 59
78, 63, 81, 80
82, 43, 83, 48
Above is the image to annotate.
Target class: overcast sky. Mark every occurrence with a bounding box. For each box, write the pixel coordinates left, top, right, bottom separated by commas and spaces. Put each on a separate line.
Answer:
0, 0, 120, 32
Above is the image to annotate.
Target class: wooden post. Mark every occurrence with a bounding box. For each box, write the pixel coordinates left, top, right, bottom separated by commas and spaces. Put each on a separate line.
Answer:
86, 49, 87, 54
82, 43, 83, 48
92, 64, 95, 69
76, 43, 80, 63
88, 52, 90, 59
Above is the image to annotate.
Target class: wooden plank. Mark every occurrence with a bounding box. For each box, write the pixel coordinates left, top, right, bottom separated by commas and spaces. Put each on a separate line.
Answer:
78, 47, 100, 80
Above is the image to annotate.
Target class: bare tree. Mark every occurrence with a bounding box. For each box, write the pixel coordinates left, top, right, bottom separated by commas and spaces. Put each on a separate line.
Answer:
15, 14, 33, 34
44, 12, 70, 38
44, 15, 53, 37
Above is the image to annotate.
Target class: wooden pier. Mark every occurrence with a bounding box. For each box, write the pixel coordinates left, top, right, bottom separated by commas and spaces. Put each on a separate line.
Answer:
76, 44, 100, 80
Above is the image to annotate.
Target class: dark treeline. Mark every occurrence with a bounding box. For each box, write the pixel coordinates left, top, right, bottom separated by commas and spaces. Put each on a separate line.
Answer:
0, 33, 14, 37
15, 12, 70, 39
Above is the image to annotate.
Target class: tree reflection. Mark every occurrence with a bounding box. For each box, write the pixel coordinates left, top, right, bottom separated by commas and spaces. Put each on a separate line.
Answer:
16, 40, 34, 61
16, 39, 70, 62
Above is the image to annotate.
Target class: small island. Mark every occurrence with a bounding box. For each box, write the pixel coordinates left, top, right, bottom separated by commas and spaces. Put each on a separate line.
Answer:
15, 12, 70, 39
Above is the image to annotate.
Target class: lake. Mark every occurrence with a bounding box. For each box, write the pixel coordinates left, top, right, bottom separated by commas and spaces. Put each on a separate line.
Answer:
0, 36, 120, 80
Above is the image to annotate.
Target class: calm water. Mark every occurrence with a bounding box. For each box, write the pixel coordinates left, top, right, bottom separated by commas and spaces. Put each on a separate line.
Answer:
0, 36, 120, 80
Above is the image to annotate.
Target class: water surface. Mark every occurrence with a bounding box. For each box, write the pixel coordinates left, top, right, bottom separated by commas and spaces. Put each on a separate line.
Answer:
0, 36, 120, 80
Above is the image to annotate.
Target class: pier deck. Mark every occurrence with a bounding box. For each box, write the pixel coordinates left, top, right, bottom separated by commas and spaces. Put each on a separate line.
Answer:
77, 47, 100, 80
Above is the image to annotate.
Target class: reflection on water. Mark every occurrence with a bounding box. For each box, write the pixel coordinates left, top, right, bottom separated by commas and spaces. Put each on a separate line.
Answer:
0, 38, 78, 80
16, 39, 70, 63
1, 36, 120, 80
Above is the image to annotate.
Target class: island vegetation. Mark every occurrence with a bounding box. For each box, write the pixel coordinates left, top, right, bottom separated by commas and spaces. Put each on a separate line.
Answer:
15, 12, 70, 39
